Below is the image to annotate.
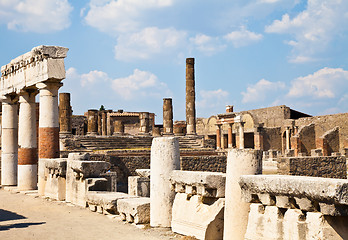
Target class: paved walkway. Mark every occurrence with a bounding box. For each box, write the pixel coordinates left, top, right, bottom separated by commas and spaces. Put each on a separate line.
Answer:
0, 188, 181, 240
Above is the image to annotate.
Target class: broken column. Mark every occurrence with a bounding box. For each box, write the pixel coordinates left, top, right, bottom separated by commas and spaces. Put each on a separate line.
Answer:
163, 98, 173, 135
150, 137, 180, 227
18, 90, 38, 190
59, 93, 72, 136
139, 112, 150, 134
186, 58, 196, 135
224, 149, 262, 240
87, 109, 98, 135
1, 97, 18, 186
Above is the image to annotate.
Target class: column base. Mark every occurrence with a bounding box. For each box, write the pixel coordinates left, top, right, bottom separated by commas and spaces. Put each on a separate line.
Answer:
18, 164, 38, 191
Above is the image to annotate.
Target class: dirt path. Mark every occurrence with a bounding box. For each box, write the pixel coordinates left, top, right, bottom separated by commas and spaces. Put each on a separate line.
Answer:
0, 188, 181, 240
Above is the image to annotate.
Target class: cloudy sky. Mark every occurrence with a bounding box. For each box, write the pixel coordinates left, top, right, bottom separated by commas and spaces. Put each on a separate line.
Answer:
1, 0, 348, 123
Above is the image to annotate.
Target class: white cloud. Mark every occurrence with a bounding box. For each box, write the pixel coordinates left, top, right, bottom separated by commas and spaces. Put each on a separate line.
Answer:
0, 0, 72, 33
111, 69, 171, 100
67, 67, 109, 87
224, 26, 263, 47
287, 67, 348, 98
84, 0, 173, 34
114, 27, 187, 61
242, 79, 286, 103
190, 34, 226, 56
265, 0, 348, 62
197, 89, 229, 109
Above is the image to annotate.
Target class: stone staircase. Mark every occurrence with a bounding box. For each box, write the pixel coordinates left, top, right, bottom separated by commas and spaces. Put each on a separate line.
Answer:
68, 135, 206, 150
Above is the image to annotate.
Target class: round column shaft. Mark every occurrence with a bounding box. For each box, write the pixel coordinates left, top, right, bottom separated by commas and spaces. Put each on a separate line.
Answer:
87, 109, 98, 135
37, 82, 62, 159
18, 90, 38, 190
150, 137, 180, 227
1, 99, 18, 186
163, 98, 173, 135
59, 93, 72, 134
186, 58, 196, 135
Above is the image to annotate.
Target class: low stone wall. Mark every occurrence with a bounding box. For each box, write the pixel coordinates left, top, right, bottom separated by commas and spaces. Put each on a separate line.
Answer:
277, 156, 347, 179
181, 155, 226, 173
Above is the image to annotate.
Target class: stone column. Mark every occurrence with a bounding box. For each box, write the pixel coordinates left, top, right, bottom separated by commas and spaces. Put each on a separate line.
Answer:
18, 89, 38, 190
150, 137, 180, 227
254, 127, 263, 150
239, 123, 245, 149
228, 123, 233, 148
87, 109, 98, 135
221, 128, 225, 149
216, 124, 221, 149
113, 120, 124, 135
163, 98, 173, 135
139, 112, 150, 134
59, 93, 72, 135
186, 58, 196, 135
107, 111, 112, 136
97, 112, 102, 135
285, 127, 290, 150
37, 82, 62, 159
101, 111, 107, 136
224, 149, 262, 240
1, 97, 18, 186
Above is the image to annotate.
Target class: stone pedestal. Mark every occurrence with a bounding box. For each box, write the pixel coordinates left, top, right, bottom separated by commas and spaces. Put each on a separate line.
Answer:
163, 98, 173, 135
186, 58, 196, 135
37, 82, 62, 159
224, 149, 262, 240
150, 137, 180, 227
1, 98, 18, 186
18, 90, 38, 190
87, 109, 98, 135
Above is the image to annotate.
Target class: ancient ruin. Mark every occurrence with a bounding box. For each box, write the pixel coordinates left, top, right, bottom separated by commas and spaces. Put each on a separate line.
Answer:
1, 48, 348, 240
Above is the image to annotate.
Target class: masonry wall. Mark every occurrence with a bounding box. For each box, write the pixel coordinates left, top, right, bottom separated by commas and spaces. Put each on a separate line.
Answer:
277, 156, 347, 179
262, 127, 282, 151
295, 113, 348, 150
72, 115, 87, 135
299, 124, 316, 155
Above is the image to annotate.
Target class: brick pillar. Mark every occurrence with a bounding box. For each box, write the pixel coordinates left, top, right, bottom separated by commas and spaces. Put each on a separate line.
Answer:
254, 128, 263, 150
59, 93, 72, 135
228, 124, 233, 148
285, 127, 290, 150
316, 137, 328, 156
113, 120, 124, 135
239, 122, 245, 149
139, 112, 150, 134
18, 89, 38, 190
186, 58, 196, 135
87, 109, 98, 135
163, 98, 173, 135
1, 97, 18, 186
216, 124, 221, 149
291, 136, 301, 157
37, 82, 62, 159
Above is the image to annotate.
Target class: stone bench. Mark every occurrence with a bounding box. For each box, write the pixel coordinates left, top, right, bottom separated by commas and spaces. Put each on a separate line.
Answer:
117, 197, 150, 224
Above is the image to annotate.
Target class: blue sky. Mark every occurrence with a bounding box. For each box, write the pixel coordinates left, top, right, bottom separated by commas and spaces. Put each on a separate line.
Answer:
1, 0, 348, 123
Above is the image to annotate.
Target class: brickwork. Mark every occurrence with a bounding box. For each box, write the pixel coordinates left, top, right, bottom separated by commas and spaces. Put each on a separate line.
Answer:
181, 155, 227, 173
277, 156, 346, 179
18, 148, 38, 165
298, 123, 316, 156
262, 127, 282, 151
39, 127, 60, 158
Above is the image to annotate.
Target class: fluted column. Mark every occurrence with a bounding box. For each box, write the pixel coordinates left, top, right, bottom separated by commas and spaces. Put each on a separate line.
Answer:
1, 96, 18, 186
37, 82, 62, 159
18, 89, 38, 190
186, 58, 196, 135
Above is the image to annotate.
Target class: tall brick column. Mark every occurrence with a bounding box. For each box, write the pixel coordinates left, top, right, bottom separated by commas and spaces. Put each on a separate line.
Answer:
163, 98, 173, 135
216, 124, 221, 149
1, 96, 18, 186
37, 82, 62, 159
59, 93, 72, 135
186, 58, 196, 135
18, 89, 38, 190
87, 109, 98, 135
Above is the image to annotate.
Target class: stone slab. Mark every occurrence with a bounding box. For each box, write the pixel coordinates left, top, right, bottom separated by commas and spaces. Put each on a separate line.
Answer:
117, 197, 150, 224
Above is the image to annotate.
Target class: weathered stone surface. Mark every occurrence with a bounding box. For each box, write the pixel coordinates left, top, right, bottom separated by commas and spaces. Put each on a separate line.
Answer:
117, 197, 150, 224
86, 191, 137, 214
135, 169, 150, 178
69, 160, 110, 178
68, 152, 90, 161
128, 176, 150, 197
170, 170, 226, 198
171, 193, 224, 240
239, 175, 348, 206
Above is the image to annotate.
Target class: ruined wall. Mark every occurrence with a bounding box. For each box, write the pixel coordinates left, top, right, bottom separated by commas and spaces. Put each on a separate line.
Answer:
262, 127, 282, 151
298, 123, 316, 156
278, 156, 346, 179
323, 127, 340, 154
181, 155, 227, 173
295, 113, 348, 149
72, 115, 87, 135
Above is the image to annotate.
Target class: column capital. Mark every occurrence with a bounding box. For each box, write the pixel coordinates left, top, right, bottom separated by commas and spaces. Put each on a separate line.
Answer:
36, 81, 63, 90
18, 88, 38, 103
1, 94, 18, 104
